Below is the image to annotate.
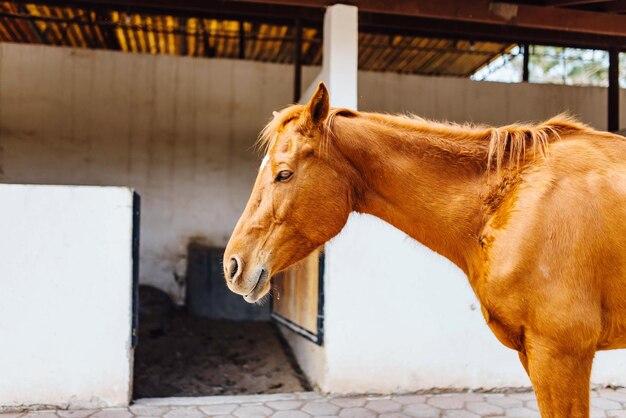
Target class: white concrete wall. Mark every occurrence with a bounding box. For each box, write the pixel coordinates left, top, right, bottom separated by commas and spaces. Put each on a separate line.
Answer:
359, 70, 626, 129
0, 184, 134, 409
0, 43, 316, 302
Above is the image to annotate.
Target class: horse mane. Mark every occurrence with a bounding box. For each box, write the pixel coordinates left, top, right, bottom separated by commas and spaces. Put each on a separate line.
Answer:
257, 105, 306, 153
258, 105, 594, 174
483, 114, 591, 173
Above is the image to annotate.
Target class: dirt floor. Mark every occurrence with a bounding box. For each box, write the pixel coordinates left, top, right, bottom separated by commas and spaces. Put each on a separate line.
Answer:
133, 286, 310, 399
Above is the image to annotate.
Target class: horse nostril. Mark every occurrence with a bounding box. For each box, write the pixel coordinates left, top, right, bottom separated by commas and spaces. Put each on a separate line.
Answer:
229, 257, 239, 281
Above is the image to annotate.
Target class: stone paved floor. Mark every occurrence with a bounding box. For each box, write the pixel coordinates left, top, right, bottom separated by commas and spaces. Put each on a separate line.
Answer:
2, 389, 626, 417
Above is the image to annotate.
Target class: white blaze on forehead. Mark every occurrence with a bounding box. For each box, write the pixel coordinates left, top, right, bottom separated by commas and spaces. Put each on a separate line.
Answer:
260, 154, 269, 171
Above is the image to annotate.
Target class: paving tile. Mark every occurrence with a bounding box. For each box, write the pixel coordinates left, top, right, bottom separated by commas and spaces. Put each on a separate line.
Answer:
265, 401, 303, 411
443, 411, 481, 418
485, 395, 524, 408
598, 391, 626, 406
198, 404, 238, 415
129, 406, 168, 417
58, 411, 96, 418
427, 396, 465, 409
524, 399, 539, 411
338, 408, 376, 418
505, 407, 541, 418
330, 398, 366, 408
403, 403, 441, 418
392, 395, 428, 405
455, 394, 485, 403
163, 408, 205, 418
8, 390, 626, 418
594, 398, 624, 411
507, 392, 536, 401
465, 401, 504, 416
365, 399, 402, 413
273, 412, 310, 418
232, 406, 273, 418
590, 407, 607, 418
301, 401, 340, 416
90, 410, 132, 418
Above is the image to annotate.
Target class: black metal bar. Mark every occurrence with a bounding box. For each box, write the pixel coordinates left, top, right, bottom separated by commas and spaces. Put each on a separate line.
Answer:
522, 44, 530, 82
95, 8, 121, 50
131, 192, 141, 349
293, 18, 302, 103
180, 17, 188, 55
608, 47, 620, 132
316, 250, 325, 346
238, 19, 245, 59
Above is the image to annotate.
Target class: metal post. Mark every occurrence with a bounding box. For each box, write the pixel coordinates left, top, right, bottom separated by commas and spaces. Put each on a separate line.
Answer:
608, 47, 620, 132
522, 44, 530, 82
293, 18, 302, 103
238, 20, 245, 59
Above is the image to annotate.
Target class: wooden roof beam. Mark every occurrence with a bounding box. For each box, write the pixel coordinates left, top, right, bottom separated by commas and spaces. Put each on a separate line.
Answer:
545, 0, 610, 6
343, 0, 626, 38
602, 0, 626, 13
14, 0, 626, 48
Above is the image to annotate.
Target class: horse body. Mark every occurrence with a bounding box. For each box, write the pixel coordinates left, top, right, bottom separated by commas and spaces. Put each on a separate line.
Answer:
224, 83, 626, 417
479, 133, 626, 350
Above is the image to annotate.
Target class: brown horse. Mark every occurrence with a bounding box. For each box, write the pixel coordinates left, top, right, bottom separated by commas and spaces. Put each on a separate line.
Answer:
224, 82, 626, 418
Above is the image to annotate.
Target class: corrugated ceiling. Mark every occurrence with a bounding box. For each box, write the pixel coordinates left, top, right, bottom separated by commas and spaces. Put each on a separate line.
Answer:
0, 1, 512, 77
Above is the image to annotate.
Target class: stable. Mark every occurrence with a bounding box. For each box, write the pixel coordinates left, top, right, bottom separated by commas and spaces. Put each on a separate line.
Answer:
1, 0, 625, 409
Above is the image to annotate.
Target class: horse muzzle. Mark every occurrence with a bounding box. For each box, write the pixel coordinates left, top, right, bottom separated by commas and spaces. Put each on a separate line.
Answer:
224, 254, 271, 303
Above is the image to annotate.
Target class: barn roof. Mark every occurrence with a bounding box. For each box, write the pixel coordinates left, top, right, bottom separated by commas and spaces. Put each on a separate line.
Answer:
0, 1, 512, 77
1, 1, 624, 77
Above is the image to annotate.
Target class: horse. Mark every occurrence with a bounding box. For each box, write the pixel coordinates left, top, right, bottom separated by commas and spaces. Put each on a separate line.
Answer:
223, 82, 626, 418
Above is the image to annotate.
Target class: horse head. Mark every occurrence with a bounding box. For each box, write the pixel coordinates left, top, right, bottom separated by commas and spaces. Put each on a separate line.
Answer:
223, 83, 354, 303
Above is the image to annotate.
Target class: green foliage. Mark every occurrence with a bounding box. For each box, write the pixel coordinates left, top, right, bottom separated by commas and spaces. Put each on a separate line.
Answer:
528, 46, 622, 87
474, 45, 626, 87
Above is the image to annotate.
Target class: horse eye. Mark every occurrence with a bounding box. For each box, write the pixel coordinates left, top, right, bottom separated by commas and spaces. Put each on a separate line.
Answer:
275, 170, 293, 182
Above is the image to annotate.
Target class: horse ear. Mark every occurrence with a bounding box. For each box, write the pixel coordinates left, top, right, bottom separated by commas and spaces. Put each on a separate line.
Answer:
302, 82, 329, 128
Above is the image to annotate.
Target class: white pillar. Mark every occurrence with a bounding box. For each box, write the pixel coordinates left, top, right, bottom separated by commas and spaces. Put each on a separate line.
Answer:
286, 3, 359, 392
323, 4, 358, 109
300, 4, 358, 110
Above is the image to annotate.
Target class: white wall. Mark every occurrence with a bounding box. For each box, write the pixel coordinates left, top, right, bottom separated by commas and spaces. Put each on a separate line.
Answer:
359, 70, 626, 129
0, 43, 316, 302
0, 184, 134, 409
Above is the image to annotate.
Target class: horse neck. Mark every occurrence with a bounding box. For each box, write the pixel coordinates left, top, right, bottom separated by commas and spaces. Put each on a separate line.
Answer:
330, 113, 487, 273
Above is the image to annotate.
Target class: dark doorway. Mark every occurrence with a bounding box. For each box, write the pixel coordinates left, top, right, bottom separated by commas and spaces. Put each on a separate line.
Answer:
132, 245, 310, 398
